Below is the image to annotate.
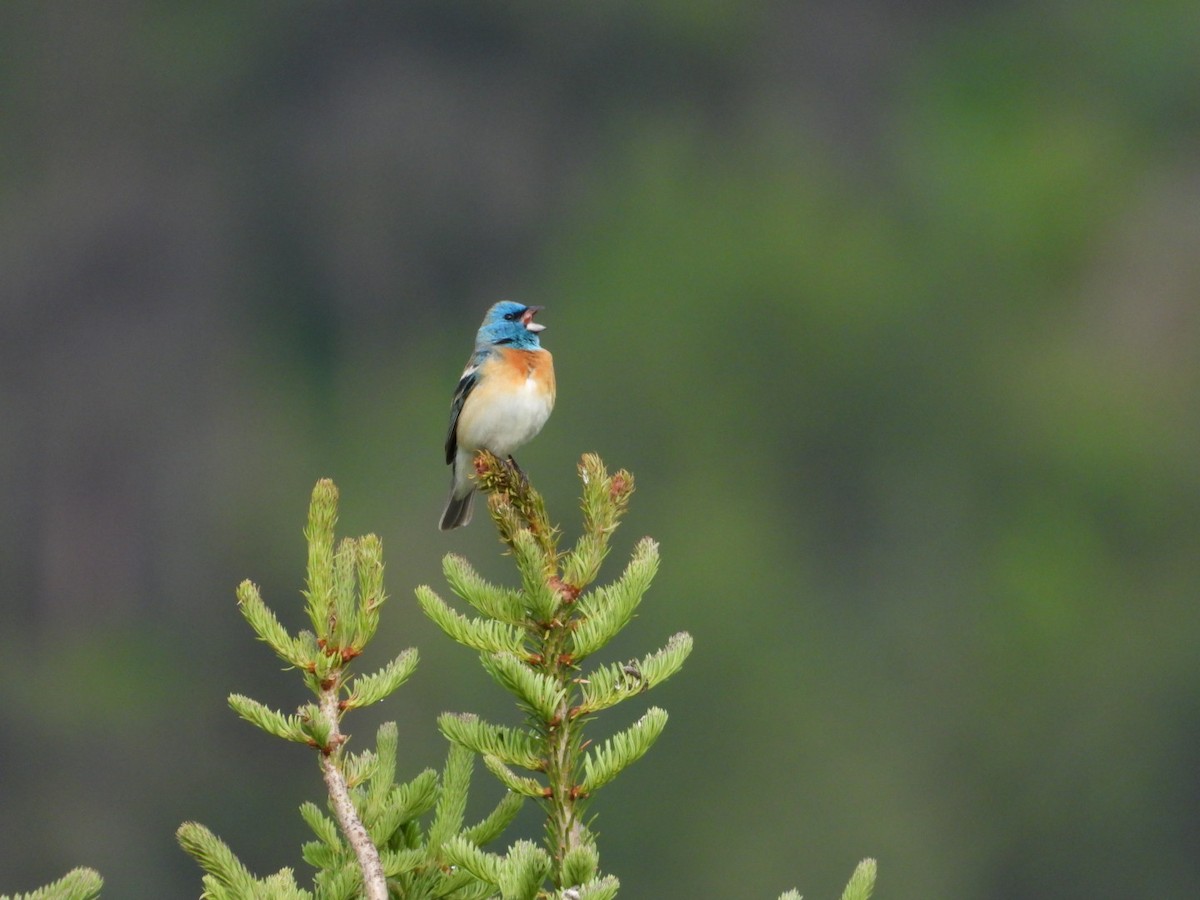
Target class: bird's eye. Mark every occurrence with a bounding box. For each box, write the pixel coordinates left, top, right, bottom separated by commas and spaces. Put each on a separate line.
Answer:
503, 310, 521, 321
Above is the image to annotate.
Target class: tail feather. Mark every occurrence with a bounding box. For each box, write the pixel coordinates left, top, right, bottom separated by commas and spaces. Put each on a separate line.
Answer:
439, 489, 475, 531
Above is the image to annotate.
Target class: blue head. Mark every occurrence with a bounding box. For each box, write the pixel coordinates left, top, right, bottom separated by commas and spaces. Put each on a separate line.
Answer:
475, 301, 546, 350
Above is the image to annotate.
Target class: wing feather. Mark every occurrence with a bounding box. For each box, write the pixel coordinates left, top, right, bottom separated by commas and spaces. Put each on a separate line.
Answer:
445, 363, 480, 464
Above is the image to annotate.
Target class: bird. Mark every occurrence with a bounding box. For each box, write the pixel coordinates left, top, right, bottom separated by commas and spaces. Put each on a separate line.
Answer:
439, 301, 556, 530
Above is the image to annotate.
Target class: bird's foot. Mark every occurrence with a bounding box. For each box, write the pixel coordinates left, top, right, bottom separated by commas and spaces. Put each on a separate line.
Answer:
506, 455, 529, 488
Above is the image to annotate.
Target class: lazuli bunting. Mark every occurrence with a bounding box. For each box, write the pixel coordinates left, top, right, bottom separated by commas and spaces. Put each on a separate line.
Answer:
439, 301, 556, 530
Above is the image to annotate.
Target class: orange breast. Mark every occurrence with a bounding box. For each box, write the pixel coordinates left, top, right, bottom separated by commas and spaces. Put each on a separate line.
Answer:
499, 348, 556, 400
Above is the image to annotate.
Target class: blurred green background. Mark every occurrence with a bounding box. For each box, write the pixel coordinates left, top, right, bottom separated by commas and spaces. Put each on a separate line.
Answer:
3, 2, 1199, 897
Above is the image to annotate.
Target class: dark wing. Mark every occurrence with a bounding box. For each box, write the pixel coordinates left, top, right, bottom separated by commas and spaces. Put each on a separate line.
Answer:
445, 363, 481, 464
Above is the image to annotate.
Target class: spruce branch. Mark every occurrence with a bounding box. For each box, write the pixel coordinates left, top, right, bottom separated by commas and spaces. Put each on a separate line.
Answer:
228, 693, 312, 744
839, 858, 878, 900
571, 877, 620, 900
577, 632, 692, 715
171, 470, 873, 899
302, 479, 339, 636
373, 766, 439, 836
496, 840, 553, 900
463, 791, 526, 846
561, 454, 634, 590
568, 537, 659, 661
417, 586, 529, 656
1, 868, 104, 900
299, 801, 342, 850
424, 452, 692, 893
428, 743, 472, 850
560, 841, 599, 888
443, 553, 527, 625
342, 647, 420, 711
482, 755, 549, 798
776, 857, 878, 900
441, 836, 503, 884
438, 713, 545, 771
578, 707, 668, 794
474, 452, 558, 559
176, 822, 260, 895
237, 579, 310, 669
182, 478, 522, 898
480, 652, 569, 723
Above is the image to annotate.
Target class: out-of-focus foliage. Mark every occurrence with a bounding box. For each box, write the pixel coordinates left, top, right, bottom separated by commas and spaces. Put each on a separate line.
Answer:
1, 2, 1198, 898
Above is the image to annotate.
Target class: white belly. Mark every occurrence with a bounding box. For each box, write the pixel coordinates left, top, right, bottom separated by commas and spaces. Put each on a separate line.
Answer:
460, 378, 553, 457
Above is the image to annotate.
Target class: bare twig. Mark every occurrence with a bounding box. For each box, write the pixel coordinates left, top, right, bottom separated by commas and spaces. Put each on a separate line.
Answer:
318, 681, 387, 900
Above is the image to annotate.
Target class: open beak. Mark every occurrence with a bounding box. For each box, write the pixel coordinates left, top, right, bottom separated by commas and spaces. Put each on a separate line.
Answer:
522, 305, 545, 332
